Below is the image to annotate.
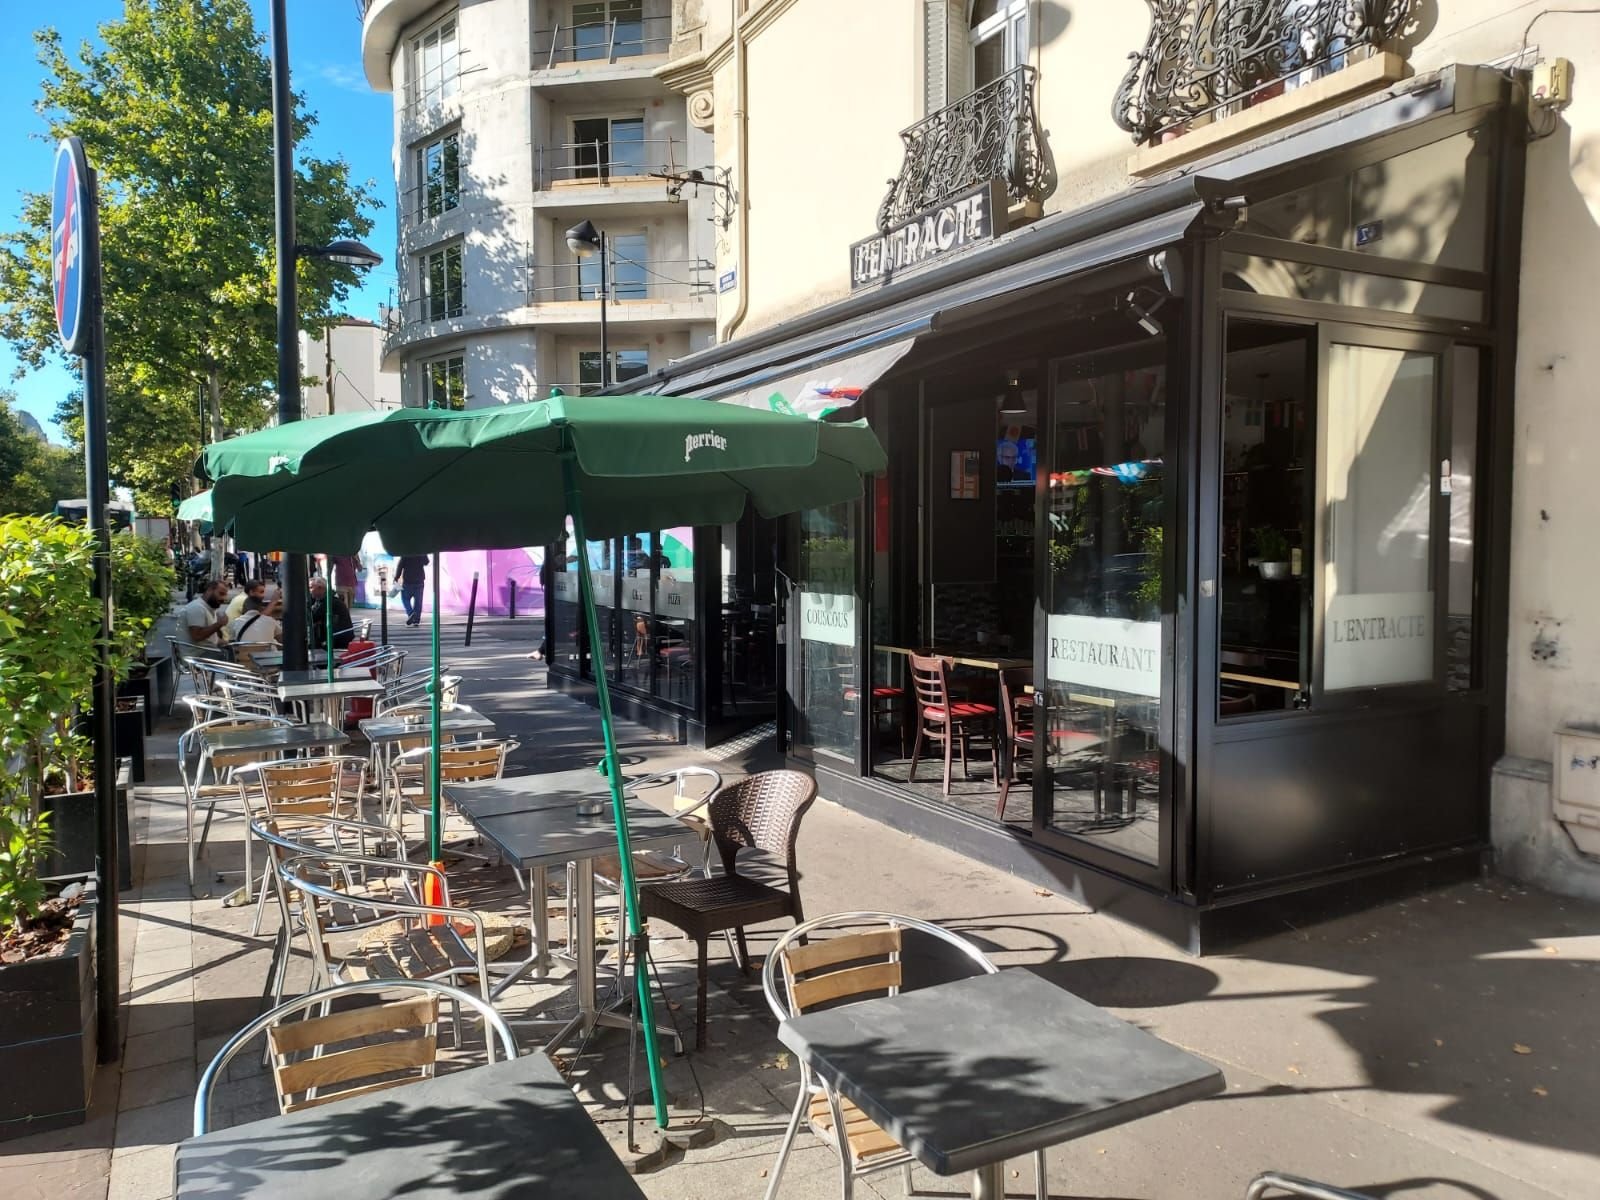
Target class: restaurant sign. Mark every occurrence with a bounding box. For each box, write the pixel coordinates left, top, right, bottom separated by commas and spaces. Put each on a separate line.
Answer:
799, 591, 855, 647
849, 179, 1005, 291
1046, 614, 1161, 698
1323, 591, 1432, 690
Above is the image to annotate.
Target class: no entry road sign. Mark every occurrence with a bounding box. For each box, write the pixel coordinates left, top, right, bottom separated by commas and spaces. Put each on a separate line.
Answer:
52, 136, 91, 356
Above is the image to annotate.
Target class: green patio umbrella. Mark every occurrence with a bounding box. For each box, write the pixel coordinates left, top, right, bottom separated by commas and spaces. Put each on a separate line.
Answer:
197, 394, 886, 1127
175, 489, 213, 522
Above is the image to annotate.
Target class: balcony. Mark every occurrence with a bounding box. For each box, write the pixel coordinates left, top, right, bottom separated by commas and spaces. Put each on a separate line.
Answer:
532, 16, 672, 68
535, 138, 688, 192
1113, 0, 1416, 148
877, 65, 1050, 231
527, 259, 714, 325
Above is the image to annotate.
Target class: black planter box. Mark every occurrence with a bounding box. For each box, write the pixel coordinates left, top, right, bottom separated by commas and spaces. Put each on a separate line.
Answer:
117, 671, 156, 734
41, 759, 133, 893
0, 892, 98, 1141
114, 697, 146, 784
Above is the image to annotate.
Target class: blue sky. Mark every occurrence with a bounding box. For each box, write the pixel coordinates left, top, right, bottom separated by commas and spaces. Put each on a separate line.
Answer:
0, 2, 396, 441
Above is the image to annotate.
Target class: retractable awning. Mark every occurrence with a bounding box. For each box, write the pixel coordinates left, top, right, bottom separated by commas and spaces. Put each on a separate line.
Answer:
656, 201, 1207, 416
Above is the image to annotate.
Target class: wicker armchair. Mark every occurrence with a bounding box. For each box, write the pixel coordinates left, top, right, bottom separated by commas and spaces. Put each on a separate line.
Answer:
638, 769, 817, 1049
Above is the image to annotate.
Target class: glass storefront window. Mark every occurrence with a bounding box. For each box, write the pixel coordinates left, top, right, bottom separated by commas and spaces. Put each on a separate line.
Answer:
652, 528, 697, 706
721, 514, 778, 717
547, 522, 585, 674
1042, 344, 1166, 865
1219, 320, 1313, 716
794, 503, 857, 764
1223, 253, 1484, 322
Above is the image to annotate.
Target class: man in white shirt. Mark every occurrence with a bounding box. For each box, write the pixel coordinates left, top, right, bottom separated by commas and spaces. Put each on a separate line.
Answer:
178, 579, 230, 648
229, 595, 284, 645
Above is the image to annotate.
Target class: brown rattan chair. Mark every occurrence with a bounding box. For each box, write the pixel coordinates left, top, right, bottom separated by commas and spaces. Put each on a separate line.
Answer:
638, 769, 818, 1049
908, 653, 998, 795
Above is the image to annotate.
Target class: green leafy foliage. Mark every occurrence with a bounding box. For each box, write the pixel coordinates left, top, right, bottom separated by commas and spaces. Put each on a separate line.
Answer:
0, 0, 379, 513
0, 393, 84, 516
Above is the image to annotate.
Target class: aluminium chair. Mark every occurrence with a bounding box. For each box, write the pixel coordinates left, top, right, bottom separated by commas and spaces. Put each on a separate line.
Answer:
760, 912, 1048, 1200
176, 714, 294, 889
193, 979, 518, 1135
638, 769, 817, 1049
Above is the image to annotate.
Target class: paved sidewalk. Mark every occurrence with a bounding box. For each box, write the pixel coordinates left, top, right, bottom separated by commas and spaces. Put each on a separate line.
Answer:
2, 614, 1596, 1200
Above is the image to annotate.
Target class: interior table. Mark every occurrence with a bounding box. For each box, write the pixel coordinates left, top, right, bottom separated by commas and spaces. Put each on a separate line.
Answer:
451, 776, 689, 1051
778, 969, 1224, 1199
361, 709, 497, 825
275, 668, 383, 727
174, 1048, 645, 1200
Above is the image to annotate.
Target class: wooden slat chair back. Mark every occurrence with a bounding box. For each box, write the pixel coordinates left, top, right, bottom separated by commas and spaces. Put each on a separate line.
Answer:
266, 994, 440, 1115
257, 758, 361, 821
781, 927, 903, 1014
202, 718, 287, 776
438, 741, 509, 783
908, 652, 949, 716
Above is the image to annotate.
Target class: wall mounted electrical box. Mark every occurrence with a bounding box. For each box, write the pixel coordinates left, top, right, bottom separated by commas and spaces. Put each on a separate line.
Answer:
1532, 58, 1573, 108
1555, 724, 1600, 857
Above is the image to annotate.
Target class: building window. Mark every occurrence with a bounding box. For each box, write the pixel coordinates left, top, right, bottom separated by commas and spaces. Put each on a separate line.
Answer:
578, 232, 648, 300
571, 115, 646, 180
573, 1, 644, 60
423, 354, 466, 410
578, 348, 649, 393
414, 131, 460, 219
410, 15, 459, 111
419, 243, 464, 321
971, 0, 1029, 89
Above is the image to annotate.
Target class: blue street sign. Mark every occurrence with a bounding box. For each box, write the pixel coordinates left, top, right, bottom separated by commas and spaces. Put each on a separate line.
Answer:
52, 136, 91, 356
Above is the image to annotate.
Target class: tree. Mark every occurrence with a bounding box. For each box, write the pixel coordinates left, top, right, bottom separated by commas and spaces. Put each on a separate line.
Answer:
0, 0, 379, 512
0, 393, 85, 516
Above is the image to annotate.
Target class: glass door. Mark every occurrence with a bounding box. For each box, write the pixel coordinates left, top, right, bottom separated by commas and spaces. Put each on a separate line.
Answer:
1313, 329, 1449, 700
789, 503, 859, 768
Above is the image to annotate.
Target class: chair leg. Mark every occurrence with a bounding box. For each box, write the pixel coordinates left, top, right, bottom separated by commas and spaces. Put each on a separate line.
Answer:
1033, 1149, 1048, 1200
901, 1162, 914, 1195
695, 936, 709, 1050
997, 770, 1011, 821
989, 721, 1000, 787
942, 730, 953, 796
735, 926, 751, 975
763, 1084, 809, 1200
907, 725, 923, 781
185, 800, 197, 887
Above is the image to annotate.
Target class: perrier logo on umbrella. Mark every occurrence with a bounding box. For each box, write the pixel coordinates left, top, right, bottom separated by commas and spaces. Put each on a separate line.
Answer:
683, 430, 729, 462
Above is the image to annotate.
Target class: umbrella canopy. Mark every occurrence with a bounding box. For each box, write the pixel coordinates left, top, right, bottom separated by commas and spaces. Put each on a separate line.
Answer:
196, 393, 886, 1133
175, 489, 212, 522
198, 394, 884, 553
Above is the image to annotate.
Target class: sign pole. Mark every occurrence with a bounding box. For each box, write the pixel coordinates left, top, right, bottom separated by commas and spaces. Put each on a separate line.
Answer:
54, 135, 120, 1063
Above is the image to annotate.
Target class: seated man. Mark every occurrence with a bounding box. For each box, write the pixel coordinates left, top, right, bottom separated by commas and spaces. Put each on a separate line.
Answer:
229, 594, 283, 645
309, 576, 354, 651
179, 578, 231, 649
226, 578, 266, 624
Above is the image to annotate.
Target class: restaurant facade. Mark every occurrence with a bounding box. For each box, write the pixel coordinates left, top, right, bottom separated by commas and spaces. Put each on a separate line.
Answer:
541, 2, 1600, 947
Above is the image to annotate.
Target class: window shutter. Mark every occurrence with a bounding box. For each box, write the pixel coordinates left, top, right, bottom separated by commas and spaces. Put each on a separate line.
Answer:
946, 0, 972, 103
924, 0, 948, 114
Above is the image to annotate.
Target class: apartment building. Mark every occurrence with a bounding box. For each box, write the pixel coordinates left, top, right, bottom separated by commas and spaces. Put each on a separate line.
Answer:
299, 317, 402, 417
358, 0, 718, 408
548, 0, 1600, 947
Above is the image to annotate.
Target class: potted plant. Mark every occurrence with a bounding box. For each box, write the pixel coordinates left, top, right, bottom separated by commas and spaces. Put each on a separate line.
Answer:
110, 531, 178, 730
0, 516, 108, 1139
1251, 525, 1292, 580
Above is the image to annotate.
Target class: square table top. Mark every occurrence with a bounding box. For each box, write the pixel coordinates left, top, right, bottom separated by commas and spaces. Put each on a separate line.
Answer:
197, 721, 349, 756
777, 969, 1224, 1176
447, 767, 643, 820
244, 649, 329, 670
359, 709, 496, 744
460, 794, 691, 870
174, 1049, 645, 1200
275, 669, 384, 700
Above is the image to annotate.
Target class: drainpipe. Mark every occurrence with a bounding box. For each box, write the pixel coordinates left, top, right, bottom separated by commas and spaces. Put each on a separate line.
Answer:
720, 0, 750, 342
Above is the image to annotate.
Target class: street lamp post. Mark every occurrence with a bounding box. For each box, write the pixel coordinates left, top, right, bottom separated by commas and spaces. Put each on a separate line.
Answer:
270, 0, 381, 669
565, 219, 609, 387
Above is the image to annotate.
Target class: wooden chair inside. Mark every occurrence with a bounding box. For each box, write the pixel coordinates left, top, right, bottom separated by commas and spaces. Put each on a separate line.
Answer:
907, 653, 998, 796
266, 994, 439, 1115
778, 928, 907, 1166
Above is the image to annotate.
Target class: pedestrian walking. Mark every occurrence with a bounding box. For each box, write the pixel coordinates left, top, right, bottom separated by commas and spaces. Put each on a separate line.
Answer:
332, 554, 360, 608
394, 554, 427, 626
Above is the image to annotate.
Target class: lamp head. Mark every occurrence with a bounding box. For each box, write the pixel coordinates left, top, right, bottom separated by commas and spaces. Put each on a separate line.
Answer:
565, 219, 601, 257
310, 239, 384, 269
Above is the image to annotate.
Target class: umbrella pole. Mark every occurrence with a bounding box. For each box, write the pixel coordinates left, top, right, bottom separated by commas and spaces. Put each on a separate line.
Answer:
325, 555, 335, 682
564, 458, 669, 1131
429, 552, 443, 865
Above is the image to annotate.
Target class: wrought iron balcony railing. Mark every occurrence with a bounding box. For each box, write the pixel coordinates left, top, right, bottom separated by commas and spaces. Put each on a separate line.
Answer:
1113, 0, 1415, 145
878, 65, 1050, 231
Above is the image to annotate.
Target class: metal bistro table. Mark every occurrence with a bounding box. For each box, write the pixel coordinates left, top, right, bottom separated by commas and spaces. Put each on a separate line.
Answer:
275, 668, 383, 728
778, 969, 1225, 1199
450, 771, 690, 1052
243, 648, 330, 672
174, 1048, 645, 1200
360, 709, 497, 826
